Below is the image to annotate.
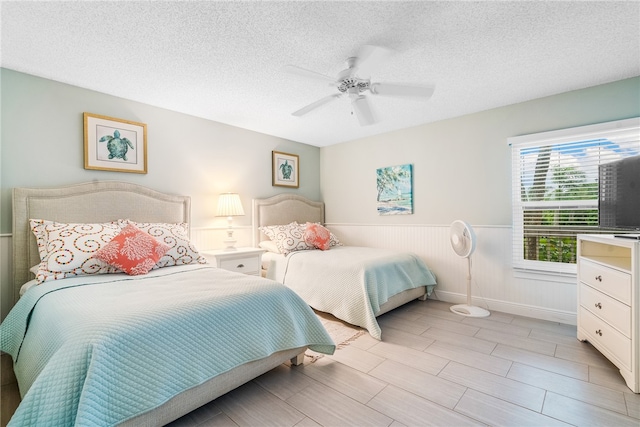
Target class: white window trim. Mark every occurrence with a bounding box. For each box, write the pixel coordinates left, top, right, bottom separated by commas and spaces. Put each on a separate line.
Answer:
508, 117, 640, 278
508, 117, 640, 149
512, 267, 577, 285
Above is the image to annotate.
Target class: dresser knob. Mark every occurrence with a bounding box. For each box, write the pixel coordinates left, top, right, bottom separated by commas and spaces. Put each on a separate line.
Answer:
595, 329, 603, 336
595, 275, 602, 282
237, 263, 245, 268
595, 302, 602, 309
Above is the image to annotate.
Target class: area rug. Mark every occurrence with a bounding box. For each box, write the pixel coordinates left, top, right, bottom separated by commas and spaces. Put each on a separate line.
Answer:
305, 311, 366, 362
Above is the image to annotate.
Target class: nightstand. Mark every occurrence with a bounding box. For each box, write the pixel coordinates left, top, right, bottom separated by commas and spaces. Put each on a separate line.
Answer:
202, 247, 265, 276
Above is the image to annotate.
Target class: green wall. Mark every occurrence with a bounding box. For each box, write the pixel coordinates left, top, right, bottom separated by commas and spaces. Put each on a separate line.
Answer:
320, 77, 640, 226
0, 68, 321, 234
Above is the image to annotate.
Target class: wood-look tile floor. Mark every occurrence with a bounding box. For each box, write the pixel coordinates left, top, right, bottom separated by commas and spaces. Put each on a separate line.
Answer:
2, 300, 639, 426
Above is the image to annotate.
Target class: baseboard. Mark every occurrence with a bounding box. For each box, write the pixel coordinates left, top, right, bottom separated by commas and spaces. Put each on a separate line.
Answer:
432, 290, 577, 326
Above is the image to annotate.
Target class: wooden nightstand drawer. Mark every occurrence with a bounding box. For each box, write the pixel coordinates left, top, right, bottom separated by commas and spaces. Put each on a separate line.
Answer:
579, 259, 631, 304
579, 306, 631, 370
219, 257, 260, 274
202, 248, 265, 276
580, 282, 631, 338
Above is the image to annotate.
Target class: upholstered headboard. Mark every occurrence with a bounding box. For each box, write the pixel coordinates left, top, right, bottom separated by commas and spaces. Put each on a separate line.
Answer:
12, 181, 191, 304
252, 194, 324, 246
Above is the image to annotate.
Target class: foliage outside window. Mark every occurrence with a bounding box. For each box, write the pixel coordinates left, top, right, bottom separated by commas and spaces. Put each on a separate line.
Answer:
509, 118, 640, 275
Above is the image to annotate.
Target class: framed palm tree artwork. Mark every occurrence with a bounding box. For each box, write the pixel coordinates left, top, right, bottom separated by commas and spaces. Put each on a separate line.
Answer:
376, 163, 413, 215
272, 151, 299, 188
84, 112, 147, 174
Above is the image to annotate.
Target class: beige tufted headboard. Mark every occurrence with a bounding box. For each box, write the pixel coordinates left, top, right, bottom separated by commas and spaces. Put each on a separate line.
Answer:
12, 181, 191, 305
252, 194, 324, 246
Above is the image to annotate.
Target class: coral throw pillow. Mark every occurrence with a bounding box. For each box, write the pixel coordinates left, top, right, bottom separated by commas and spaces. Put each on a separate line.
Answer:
96, 224, 170, 275
118, 220, 207, 268
304, 222, 331, 250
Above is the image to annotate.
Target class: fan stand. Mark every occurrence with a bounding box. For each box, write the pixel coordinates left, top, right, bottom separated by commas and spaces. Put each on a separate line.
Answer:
450, 257, 490, 318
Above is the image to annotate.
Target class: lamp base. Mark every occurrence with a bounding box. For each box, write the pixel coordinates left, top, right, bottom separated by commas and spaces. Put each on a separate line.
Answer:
222, 239, 238, 251
222, 227, 237, 251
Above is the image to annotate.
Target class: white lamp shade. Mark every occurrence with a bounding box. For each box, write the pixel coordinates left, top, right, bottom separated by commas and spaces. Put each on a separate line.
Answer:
216, 193, 245, 217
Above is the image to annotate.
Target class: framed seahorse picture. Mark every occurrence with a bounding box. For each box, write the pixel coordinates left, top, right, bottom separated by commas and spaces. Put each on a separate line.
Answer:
272, 151, 299, 188
83, 112, 147, 174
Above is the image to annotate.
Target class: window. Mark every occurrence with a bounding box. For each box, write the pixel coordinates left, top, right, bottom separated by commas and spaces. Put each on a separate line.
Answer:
509, 118, 640, 275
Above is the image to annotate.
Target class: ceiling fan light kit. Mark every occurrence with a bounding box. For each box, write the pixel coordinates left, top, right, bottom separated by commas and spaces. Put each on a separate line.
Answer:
449, 220, 491, 318
286, 45, 435, 126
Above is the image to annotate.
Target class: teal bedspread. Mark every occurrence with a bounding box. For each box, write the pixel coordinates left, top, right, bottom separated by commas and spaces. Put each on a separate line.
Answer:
0, 265, 335, 426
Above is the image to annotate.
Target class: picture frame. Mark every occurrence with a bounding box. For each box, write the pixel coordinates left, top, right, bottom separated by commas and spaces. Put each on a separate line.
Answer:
84, 112, 147, 174
272, 151, 299, 188
376, 163, 413, 215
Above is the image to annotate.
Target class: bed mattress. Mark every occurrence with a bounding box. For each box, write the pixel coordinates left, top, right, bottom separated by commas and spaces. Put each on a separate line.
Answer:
265, 246, 437, 339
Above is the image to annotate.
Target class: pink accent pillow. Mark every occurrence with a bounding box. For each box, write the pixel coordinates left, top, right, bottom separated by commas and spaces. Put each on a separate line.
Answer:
96, 224, 170, 275
304, 222, 331, 250
117, 220, 207, 268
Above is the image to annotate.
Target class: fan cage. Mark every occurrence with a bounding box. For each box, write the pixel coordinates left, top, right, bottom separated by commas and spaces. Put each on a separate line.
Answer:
450, 220, 475, 258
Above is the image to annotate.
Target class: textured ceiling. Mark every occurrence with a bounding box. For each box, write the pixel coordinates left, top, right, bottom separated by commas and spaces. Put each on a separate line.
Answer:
1, 1, 639, 147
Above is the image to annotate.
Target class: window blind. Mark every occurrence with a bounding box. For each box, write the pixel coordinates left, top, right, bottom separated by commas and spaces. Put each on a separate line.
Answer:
509, 118, 640, 274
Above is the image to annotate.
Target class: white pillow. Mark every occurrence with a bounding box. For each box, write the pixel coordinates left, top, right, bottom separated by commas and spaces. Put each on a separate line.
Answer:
258, 240, 281, 254
118, 220, 207, 268
30, 219, 122, 283
20, 279, 39, 296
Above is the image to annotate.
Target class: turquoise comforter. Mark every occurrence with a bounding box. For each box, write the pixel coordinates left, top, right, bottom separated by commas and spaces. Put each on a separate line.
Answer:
0, 265, 335, 426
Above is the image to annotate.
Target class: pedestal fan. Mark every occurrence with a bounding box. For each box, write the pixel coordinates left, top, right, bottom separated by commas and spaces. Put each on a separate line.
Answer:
449, 220, 490, 318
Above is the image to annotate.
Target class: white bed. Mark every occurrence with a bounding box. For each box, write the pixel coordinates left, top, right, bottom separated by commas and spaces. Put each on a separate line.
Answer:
3, 181, 334, 426
253, 194, 437, 339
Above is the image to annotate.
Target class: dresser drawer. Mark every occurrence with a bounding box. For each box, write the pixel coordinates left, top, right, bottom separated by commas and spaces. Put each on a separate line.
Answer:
580, 283, 631, 338
578, 259, 631, 304
579, 307, 631, 370
219, 256, 261, 275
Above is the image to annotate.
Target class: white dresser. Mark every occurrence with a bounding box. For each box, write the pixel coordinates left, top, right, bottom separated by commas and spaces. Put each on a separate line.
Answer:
577, 234, 639, 393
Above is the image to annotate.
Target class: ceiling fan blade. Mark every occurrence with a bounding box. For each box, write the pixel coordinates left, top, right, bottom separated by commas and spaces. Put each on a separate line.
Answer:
351, 96, 376, 126
292, 94, 341, 117
353, 45, 393, 78
370, 82, 435, 99
283, 65, 335, 84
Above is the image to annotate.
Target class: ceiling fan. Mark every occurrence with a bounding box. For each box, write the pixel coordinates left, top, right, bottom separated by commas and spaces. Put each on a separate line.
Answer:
285, 45, 435, 126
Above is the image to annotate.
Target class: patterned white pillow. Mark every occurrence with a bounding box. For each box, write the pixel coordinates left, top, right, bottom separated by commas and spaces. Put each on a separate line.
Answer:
30, 219, 123, 283
259, 222, 315, 255
328, 230, 343, 248
118, 220, 207, 268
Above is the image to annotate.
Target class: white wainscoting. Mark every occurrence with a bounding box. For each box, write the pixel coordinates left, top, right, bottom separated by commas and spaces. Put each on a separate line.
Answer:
1, 224, 578, 325
190, 226, 253, 252
325, 223, 577, 325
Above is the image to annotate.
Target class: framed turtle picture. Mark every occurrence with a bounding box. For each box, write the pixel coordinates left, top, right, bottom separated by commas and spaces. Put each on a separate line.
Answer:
272, 151, 299, 188
84, 113, 147, 174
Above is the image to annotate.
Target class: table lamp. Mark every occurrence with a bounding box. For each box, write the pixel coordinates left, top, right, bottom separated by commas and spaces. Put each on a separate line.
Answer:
216, 193, 245, 250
